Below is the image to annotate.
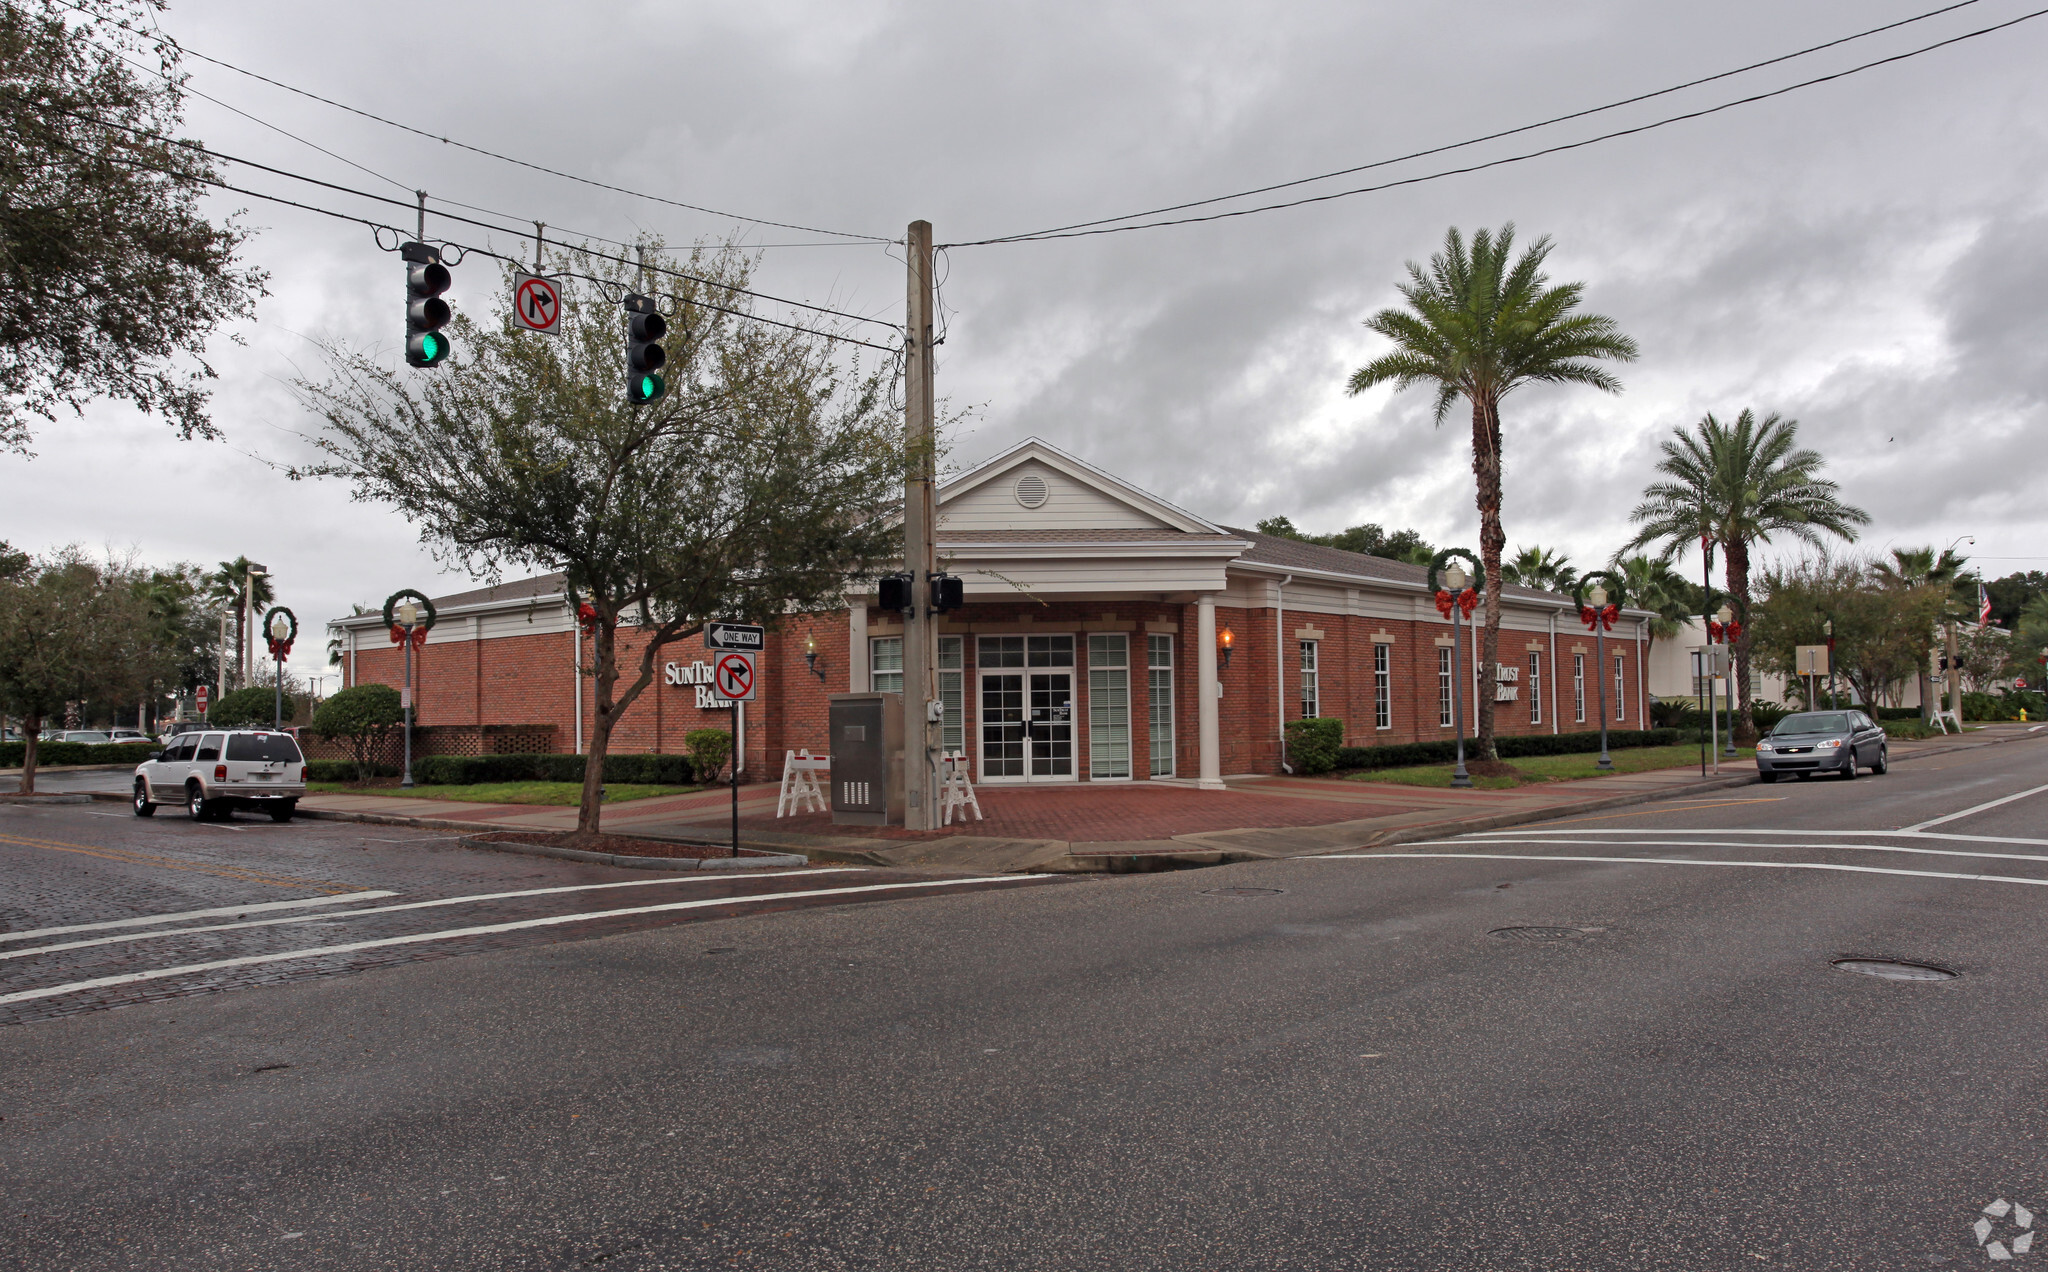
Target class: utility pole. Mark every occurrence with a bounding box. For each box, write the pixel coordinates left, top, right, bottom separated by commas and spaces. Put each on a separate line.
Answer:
901, 220, 939, 830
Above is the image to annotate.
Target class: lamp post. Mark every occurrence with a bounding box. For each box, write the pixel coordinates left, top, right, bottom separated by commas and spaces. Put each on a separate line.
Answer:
1429, 549, 1483, 790
243, 562, 267, 689
1823, 617, 1836, 710
383, 589, 436, 790
263, 606, 297, 730
1712, 602, 1739, 757
1574, 572, 1627, 771
397, 600, 419, 787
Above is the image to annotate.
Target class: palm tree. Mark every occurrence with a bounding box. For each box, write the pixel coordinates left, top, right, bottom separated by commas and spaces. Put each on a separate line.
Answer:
1873, 545, 1971, 717
1613, 554, 1698, 640
1627, 410, 1869, 733
1500, 546, 1578, 594
1348, 224, 1637, 758
207, 557, 274, 689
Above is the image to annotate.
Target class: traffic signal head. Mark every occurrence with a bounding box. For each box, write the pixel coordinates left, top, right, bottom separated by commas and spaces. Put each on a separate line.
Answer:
402, 241, 452, 368
877, 573, 913, 613
930, 573, 964, 612
624, 293, 668, 404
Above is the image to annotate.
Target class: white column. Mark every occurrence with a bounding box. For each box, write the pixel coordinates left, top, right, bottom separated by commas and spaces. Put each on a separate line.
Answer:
848, 598, 869, 692
1196, 593, 1224, 790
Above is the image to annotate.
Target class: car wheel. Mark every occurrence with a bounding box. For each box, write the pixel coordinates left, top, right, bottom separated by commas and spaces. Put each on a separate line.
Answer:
1796, 772, 1811, 781
1758, 771, 1779, 784
269, 800, 296, 824
132, 779, 156, 817
1842, 753, 1860, 780
185, 783, 211, 821
1872, 745, 1888, 775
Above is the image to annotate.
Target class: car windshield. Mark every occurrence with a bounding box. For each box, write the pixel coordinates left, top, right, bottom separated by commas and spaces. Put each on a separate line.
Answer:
64, 732, 110, 743
225, 733, 303, 763
1775, 712, 1851, 734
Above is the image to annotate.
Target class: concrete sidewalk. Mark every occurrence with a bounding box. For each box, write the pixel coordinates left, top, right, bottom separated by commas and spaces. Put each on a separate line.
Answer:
296, 725, 2042, 873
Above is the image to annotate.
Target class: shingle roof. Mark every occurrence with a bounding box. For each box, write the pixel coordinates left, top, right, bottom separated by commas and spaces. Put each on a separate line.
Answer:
1223, 528, 1575, 605
937, 529, 1243, 545
425, 572, 567, 609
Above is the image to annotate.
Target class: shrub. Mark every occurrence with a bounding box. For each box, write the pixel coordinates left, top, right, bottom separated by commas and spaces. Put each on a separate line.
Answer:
1333, 728, 1681, 772
685, 728, 732, 784
312, 684, 404, 781
1284, 717, 1344, 774
406, 752, 694, 787
208, 686, 280, 728
0, 740, 158, 767
305, 758, 398, 782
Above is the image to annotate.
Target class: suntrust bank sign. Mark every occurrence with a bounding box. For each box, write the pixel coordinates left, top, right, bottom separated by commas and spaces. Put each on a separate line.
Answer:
664, 660, 738, 708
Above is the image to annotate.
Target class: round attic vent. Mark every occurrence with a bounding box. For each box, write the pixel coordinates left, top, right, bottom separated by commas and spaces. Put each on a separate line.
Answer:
1015, 473, 1050, 508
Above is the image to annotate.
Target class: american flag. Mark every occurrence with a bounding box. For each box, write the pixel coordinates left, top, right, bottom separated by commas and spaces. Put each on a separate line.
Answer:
1979, 581, 1993, 625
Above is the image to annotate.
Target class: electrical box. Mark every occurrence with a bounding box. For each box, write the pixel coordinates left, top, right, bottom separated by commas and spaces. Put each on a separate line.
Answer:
829, 692, 903, 826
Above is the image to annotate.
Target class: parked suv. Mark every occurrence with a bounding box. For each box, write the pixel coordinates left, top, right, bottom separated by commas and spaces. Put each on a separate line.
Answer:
133, 729, 307, 822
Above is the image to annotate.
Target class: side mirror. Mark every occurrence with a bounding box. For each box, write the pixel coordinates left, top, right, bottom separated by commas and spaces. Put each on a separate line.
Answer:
150, 751, 165, 762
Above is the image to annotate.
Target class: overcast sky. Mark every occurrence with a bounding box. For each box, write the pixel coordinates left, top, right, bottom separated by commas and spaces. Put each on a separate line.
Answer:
8, 0, 2047, 682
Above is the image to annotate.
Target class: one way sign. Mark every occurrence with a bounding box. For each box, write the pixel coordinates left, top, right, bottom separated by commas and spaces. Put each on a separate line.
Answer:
512, 272, 561, 334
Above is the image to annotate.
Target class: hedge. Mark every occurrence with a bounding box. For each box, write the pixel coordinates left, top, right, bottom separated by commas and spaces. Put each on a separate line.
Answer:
1285, 717, 1344, 774
1335, 728, 1682, 772
1, 741, 160, 768
407, 752, 695, 787
305, 759, 399, 782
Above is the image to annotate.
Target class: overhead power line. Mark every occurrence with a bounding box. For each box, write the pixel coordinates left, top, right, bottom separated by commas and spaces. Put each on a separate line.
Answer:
945, 0, 2043, 247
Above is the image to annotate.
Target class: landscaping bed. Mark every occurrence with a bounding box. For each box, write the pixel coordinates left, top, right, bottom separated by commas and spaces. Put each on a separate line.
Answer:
305, 780, 697, 805
1342, 743, 1753, 789
468, 830, 795, 861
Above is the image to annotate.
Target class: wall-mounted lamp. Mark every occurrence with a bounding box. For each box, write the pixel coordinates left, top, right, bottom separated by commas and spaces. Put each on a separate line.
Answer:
1219, 625, 1235, 670
804, 630, 827, 682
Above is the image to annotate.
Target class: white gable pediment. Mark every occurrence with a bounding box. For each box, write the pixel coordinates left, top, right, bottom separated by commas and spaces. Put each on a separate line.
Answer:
937, 438, 1220, 535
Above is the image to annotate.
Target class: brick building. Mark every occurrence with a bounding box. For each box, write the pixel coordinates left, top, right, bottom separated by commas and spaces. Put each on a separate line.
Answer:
332, 438, 1651, 784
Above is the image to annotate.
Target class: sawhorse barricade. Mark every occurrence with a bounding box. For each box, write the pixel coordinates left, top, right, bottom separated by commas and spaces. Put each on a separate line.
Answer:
776, 749, 830, 817
938, 749, 982, 825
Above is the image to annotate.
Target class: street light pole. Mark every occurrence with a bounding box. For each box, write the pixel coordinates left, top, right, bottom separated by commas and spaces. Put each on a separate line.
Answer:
1431, 550, 1481, 791
396, 599, 420, 788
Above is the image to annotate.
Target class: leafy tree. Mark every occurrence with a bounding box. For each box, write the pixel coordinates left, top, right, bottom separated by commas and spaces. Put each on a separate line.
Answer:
1348, 224, 1636, 758
1627, 409, 1868, 738
311, 683, 403, 782
1872, 545, 1971, 718
1252, 518, 1434, 564
1983, 572, 2048, 629
134, 563, 222, 709
1499, 545, 1577, 593
0, 0, 265, 455
0, 548, 155, 790
207, 556, 273, 688
207, 685, 276, 728
1750, 555, 1943, 710
293, 240, 904, 840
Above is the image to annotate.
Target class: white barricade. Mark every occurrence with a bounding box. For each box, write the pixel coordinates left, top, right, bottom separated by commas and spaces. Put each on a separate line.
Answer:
776, 749, 830, 817
938, 749, 982, 825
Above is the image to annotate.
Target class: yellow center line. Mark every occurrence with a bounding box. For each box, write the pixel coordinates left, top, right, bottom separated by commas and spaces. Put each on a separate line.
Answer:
0, 832, 366, 894
1535, 798, 1786, 827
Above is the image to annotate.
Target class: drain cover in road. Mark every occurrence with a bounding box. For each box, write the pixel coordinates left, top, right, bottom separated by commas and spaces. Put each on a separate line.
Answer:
1490, 926, 1585, 942
1831, 958, 1957, 982
1203, 887, 1285, 897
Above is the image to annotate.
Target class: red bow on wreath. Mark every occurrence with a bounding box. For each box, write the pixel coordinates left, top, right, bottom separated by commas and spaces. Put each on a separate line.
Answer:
1708, 620, 1744, 644
389, 624, 427, 648
1434, 588, 1478, 619
266, 638, 295, 659
1579, 603, 1619, 632
576, 602, 601, 634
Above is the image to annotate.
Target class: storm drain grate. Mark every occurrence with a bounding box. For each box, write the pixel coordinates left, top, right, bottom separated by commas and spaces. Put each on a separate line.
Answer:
1490, 926, 1586, 942
1202, 887, 1285, 897
1831, 958, 1957, 982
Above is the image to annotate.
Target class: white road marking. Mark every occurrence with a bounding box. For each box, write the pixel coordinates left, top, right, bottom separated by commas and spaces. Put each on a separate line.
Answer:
0, 869, 852, 960
1903, 782, 2048, 832
1418, 837, 2048, 865
1466, 828, 2048, 847
0, 874, 1062, 1007
0, 892, 401, 943
1315, 851, 2048, 889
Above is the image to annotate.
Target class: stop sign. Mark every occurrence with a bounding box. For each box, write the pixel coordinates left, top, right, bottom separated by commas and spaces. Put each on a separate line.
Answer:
196, 685, 210, 712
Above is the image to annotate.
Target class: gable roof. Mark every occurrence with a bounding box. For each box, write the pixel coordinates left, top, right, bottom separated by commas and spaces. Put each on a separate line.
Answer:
1225, 527, 1582, 607
938, 436, 1225, 535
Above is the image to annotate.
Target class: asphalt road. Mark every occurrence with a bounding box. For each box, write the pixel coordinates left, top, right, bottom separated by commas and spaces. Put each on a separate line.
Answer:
5, 737, 2047, 1269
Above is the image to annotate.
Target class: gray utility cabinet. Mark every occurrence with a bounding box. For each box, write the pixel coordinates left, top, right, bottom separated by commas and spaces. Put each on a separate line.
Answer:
828, 692, 903, 826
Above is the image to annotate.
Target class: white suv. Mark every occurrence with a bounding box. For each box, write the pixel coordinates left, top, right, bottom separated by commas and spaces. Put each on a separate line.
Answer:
134, 729, 308, 822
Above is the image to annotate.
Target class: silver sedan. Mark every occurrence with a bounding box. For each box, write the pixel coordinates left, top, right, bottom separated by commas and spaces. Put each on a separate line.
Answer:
1754, 710, 1889, 783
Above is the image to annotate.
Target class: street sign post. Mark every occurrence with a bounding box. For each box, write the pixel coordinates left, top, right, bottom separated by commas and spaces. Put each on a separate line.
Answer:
511, 272, 561, 333
196, 685, 210, 718
706, 622, 765, 652
708, 649, 760, 860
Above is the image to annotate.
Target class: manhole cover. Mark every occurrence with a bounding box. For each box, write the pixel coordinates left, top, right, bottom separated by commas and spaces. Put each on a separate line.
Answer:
1202, 887, 1285, 897
1832, 958, 1957, 982
1490, 926, 1585, 942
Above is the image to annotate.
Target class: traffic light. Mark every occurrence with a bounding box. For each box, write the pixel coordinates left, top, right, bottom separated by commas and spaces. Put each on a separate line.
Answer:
878, 573, 913, 613
930, 573, 964, 612
624, 292, 667, 404
402, 241, 452, 367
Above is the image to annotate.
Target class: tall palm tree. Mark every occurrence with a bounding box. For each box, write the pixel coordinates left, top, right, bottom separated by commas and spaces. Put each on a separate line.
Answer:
1500, 545, 1578, 594
1627, 409, 1868, 732
1613, 554, 1698, 640
1873, 545, 1971, 716
207, 556, 274, 688
1348, 224, 1637, 758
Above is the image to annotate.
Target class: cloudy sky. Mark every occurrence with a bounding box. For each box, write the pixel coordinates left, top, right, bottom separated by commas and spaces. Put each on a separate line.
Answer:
9, 0, 2047, 683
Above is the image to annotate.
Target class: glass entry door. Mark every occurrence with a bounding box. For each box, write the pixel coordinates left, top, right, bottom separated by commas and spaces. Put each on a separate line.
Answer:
978, 635, 1075, 782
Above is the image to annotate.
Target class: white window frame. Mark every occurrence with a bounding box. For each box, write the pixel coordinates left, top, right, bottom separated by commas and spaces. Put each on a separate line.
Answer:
1298, 640, 1319, 719
1148, 634, 1175, 777
1437, 647, 1453, 728
870, 636, 903, 696
1614, 653, 1627, 722
1373, 643, 1391, 730
1573, 653, 1586, 724
938, 635, 964, 754
1528, 652, 1542, 725
1089, 633, 1132, 780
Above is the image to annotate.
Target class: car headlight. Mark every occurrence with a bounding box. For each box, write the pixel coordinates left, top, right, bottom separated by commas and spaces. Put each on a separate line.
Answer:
1755, 741, 1774, 752
1817, 739, 1843, 749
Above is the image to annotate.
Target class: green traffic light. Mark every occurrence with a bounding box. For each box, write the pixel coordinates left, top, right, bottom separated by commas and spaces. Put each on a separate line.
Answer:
422, 333, 442, 362
630, 373, 666, 404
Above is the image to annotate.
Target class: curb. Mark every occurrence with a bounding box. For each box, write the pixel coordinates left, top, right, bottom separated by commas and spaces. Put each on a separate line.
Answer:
457, 835, 806, 872
0, 793, 93, 805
